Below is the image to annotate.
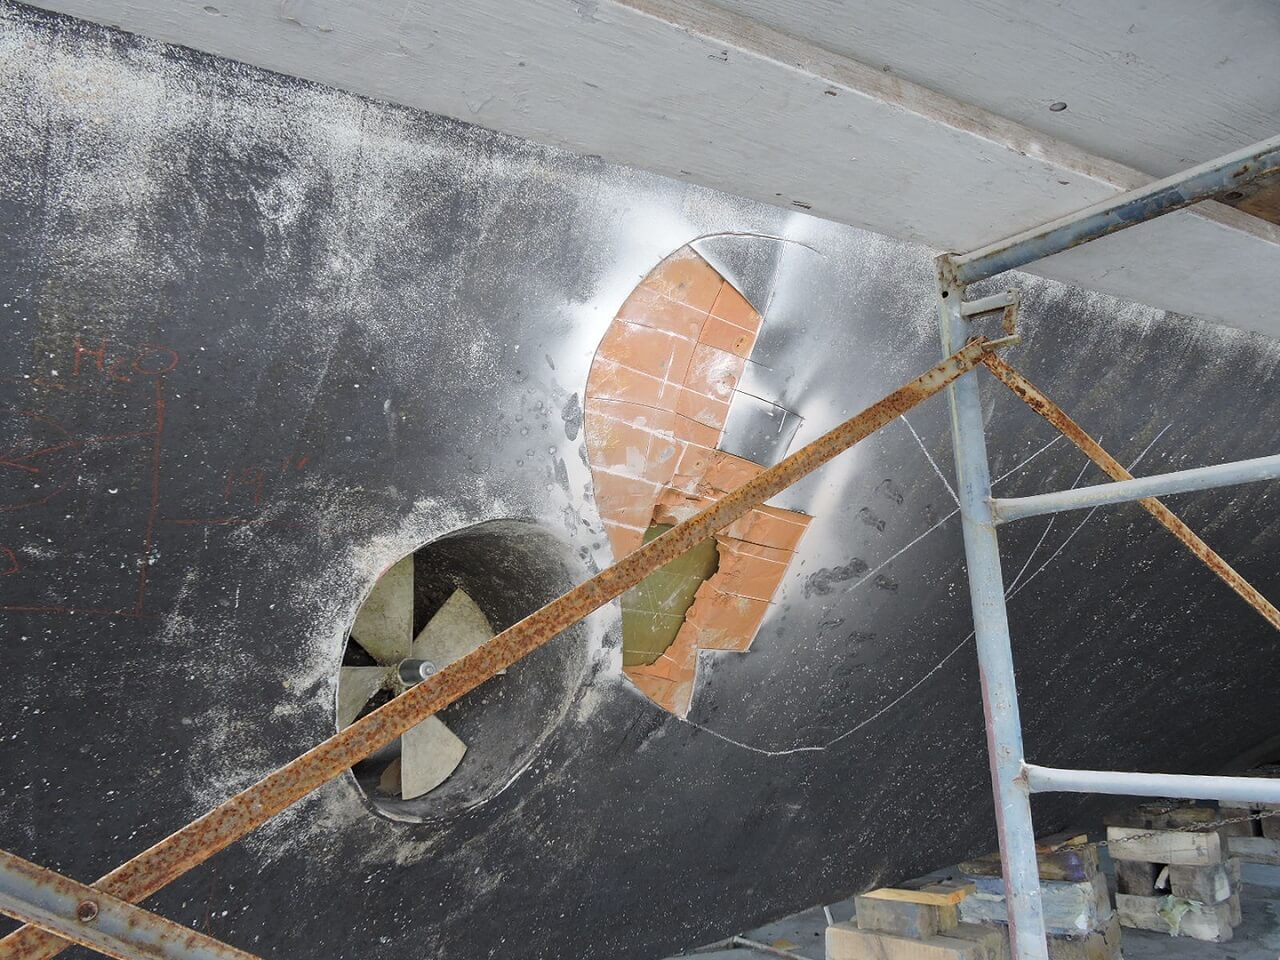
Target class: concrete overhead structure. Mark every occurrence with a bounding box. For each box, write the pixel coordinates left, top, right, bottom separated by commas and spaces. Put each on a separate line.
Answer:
24, 0, 1280, 337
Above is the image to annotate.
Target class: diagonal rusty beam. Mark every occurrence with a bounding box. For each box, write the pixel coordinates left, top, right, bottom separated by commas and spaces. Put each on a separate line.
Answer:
0, 848, 259, 960
0, 337, 1004, 960
983, 353, 1280, 631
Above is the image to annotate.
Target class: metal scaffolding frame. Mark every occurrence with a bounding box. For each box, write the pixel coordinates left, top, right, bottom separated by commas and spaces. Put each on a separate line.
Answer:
0, 850, 255, 960
936, 131, 1280, 960
0, 133, 1278, 960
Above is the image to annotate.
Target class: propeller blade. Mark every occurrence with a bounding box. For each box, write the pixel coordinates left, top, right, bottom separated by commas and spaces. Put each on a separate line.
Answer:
411, 589, 495, 667
351, 554, 414, 663
337, 666, 386, 728
378, 757, 402, 796
399, 716, 467, 799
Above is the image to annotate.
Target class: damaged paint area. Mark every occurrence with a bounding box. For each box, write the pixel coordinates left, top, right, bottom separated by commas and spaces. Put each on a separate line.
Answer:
619, 524, 719, 667
585, 246, 810, 716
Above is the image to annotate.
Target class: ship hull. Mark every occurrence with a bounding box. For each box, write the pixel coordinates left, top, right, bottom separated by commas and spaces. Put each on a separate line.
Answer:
1, 6, 1279, 957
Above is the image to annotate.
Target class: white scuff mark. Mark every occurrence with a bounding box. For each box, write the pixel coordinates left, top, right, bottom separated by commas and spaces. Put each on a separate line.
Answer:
900, 413, 959, 506
1005, 422, 1173, 603
992, 434, 1063, 485
1002, 454, 1090, 597
1004, 509, 1063, 599
690, 229, 825, 257
683, 421, 1175, 758
684, 631, 975, 758
786, 429, 1074, 609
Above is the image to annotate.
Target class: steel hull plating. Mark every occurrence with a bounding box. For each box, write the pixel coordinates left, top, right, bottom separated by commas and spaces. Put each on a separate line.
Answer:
1, 6, 1279, 958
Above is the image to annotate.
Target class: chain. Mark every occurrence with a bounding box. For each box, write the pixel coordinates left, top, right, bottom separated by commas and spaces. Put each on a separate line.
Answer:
1065, 807, 1277, 851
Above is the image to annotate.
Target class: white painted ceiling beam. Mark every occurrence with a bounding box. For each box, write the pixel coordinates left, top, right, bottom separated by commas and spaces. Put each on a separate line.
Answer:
21, 0, 1280, 336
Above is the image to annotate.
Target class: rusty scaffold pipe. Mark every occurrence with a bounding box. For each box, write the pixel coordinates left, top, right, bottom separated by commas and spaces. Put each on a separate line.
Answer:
983, 353, 1280, 632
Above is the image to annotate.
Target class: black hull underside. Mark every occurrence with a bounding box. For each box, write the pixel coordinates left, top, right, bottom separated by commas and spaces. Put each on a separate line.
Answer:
1, 5, 1278, 958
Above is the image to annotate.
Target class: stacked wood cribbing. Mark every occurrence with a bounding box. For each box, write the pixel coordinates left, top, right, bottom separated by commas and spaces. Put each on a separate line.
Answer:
1218, 765, 1280, 865
825, 880, 1010, 959
956, 832, 1120, 959
1108, 803, 1240, 942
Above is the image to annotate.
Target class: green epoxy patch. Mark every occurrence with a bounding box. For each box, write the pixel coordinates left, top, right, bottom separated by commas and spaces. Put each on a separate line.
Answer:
621, 524, 719, 666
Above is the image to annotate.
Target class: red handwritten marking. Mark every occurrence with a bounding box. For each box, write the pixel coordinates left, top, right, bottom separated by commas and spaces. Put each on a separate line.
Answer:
108, 356, 133, 383
0, 409, 72, 511
276, 455, 309, 474
3, 407, 70, 447
71, 338, 181, 383
17, 431, 156, 463
17, 441, 76, 460
219, 455, 309, 513
223, 467, 265, 506
4, 375, 95, 396
0, 488, 66, 513
0, 457, 40, 475
29, 378, 70, 392
133, 345, 179, 376
2, 341, 180, 616
72, 338, 107, 377
133, 376, 167, 616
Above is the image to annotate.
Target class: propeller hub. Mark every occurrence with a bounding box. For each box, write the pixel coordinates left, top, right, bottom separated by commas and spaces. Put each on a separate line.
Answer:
397, 658, 438, 687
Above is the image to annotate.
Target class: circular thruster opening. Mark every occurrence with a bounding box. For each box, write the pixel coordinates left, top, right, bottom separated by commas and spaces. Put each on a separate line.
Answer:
339, 520, 589, 822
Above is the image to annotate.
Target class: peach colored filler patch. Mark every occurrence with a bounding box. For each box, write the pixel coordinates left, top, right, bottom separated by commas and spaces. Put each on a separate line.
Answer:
585, 246, 811, 717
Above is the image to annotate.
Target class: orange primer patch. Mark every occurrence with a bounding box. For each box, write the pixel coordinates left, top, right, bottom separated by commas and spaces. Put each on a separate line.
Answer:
584, 245, 811, 717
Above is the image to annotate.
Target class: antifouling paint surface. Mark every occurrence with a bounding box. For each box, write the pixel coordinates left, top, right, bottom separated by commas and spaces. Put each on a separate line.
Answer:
2, 4, 1280, 958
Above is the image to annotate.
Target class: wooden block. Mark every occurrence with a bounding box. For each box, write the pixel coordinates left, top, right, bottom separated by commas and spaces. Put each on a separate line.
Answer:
1115, 894, 1234, 942
1114, 858, 1159, 897
1218, 859, 1243, 928
1216, 805, 1262, 837
1046, 915, 1122, 960
1105, 826, 1221, 865
1227, 834, 1280, 864
959, 874, 1109, 936
1215, 801, 1280, 835
856, 892, 957, 940
922, 881, 974, 901
862, 885, 974, 907
1167, 862, 1234, 903
959, 834, 1099, 883
1216, 798, 1270, 813
827, 923, 986, 960
1107, 804, 1232, 857
1217, 798, 1267, 813
1036, 832, 1090, 851
941, 923, 1008, 960
1261, 809, 1280, 840
1106, 803, 1218, 831
1089, 871, 1112, 924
